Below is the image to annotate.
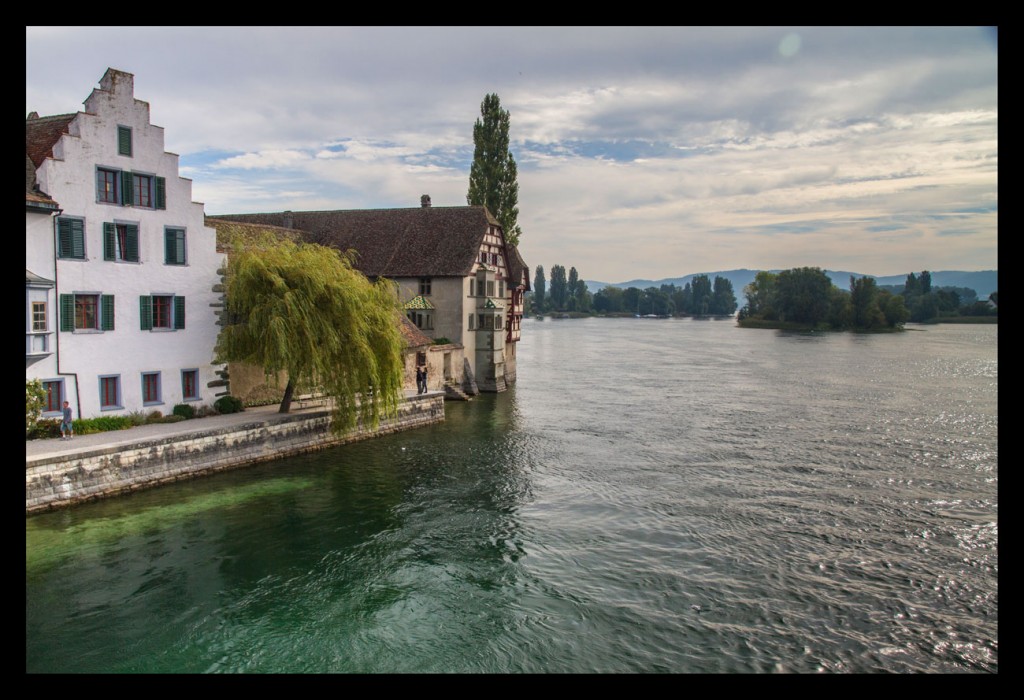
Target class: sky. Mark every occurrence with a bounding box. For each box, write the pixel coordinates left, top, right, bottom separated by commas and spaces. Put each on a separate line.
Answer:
26, 26, 998, 284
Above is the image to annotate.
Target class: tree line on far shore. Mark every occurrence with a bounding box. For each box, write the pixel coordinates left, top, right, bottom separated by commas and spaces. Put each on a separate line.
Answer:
529, 265, 738, 317
738, 267, 997, 330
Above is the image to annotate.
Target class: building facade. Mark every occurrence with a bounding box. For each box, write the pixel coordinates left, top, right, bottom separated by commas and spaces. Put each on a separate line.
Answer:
26, 68, 224, 420
214, 195, 529, 392
26, 157, 61, 412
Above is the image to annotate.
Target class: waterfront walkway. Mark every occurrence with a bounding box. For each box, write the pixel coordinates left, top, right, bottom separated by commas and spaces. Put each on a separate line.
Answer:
25, 390, 437, 463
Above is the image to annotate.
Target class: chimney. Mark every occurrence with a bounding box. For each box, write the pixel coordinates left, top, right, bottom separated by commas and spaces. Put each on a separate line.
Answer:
27, 111, 39, 120
421, 194, 431, 208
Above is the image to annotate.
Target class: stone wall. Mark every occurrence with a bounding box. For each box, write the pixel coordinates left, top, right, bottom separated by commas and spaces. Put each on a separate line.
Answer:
26, 394, 444, 514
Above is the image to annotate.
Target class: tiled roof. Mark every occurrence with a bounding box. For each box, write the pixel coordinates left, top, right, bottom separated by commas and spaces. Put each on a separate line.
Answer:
506, 243, 531, 291
399, 314, 432, 349
26, 113, 77, 169
26, 152, 59, 210
212, 206, 500, 278
205, 217, 304, 253
403, 294, 435, 310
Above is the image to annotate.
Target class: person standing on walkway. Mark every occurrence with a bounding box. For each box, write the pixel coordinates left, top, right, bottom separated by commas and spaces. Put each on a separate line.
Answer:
60, 401, 74, 440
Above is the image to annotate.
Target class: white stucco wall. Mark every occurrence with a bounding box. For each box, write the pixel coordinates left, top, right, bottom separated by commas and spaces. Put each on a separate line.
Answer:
32, 69, 224, 419
26, 209, 60, 410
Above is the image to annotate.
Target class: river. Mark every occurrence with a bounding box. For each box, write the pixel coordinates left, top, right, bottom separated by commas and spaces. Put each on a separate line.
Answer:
26, 318, 998, 673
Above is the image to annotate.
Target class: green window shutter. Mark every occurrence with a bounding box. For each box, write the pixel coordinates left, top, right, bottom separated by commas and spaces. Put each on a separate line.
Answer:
101, 295, 115, 331
139, 296, 152, 331
60, 294, 75, 331
126, 224, 139, 262
118, 126, 132, 156
174, 296, 186, 330
155, 177, 166, 209
59, 218, 85, 259
165, 229, 186, 264
57, 219, 72, 258
121, 170, 133, 205
103, 222, 115, 260
70, 219, 85, 258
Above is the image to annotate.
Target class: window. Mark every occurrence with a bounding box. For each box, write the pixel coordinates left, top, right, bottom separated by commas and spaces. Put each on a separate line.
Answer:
165, 228, 186, 265
407, 311, 433, 330
101, 169, 166, 209
99, 375, 121, 410
468, 314, 475, 330
480, 251, 487, 263
133, 173, 152, 207
60, 293, 115, 331
142, 372, 161, 405
181, 369, 200, 401
140, 295, 185, 330
499, 281, 505, 298
487, 280, 495, 297
118, 126, 132, 157
476, 279, 486, 297
32, 302, 47, 332
76, 295, 98, 329
56, 217, 85, 259
419, 277, 432, 296
496, 315, 503, 330
97, 168, 120, 203
43, 380, 63, 413
103, 222, 139, 262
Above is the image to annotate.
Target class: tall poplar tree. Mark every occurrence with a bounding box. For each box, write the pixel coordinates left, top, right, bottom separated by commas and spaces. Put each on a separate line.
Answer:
467, 93, 522, 246
216, 234, 405, 433
533, 265, 546, 312
549, 265, 568, 310
567, 267, 579, 310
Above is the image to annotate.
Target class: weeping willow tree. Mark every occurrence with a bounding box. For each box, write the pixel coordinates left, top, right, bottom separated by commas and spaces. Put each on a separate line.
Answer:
216, 234, 405, 434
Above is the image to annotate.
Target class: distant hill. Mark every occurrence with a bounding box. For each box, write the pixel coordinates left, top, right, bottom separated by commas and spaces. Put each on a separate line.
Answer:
585, 270, 997, 307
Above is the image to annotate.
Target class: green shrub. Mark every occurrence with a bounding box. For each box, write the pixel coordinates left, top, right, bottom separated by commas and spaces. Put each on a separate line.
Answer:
214, 396, 244, 414
126, 410, 149, 426
27, 418, 61, 440
146, 410, 164, 424
172, 403, 195, 419
158, 414, 187, 423
432, 337, 452, 345
73, 416, 133, 435
26, 379, 47, 435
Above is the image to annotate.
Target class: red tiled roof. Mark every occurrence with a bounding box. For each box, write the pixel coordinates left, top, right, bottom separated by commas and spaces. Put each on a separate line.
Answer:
26, 113, 77, 169
25, 154, 58, 209
213, 206, 500, 278
399, 314, 432, 349
506, 243, 531, 291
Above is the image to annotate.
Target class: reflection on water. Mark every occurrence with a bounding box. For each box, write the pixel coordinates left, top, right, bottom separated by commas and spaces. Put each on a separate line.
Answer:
27, 320, 997, 673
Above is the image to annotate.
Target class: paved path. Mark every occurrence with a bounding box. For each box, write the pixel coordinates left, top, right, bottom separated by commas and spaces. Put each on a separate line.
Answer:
26, 391, 436, 462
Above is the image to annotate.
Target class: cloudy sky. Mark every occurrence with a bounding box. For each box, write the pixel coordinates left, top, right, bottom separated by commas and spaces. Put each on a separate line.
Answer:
26, 26, 997, 284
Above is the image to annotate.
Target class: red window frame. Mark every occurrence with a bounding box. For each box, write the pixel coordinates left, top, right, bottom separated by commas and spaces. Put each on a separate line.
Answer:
142, 373, 160, 403
44, 381, 62, 413
97, 168, 119, 203
100, 377, 119, 408
182, 370, 199, 400
133, 174, 152, 207
75, 295, 99, 330
152, 296, 172, 328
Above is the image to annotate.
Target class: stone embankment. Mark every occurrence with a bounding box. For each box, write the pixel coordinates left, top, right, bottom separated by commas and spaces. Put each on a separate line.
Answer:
26, 393, 444, 514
